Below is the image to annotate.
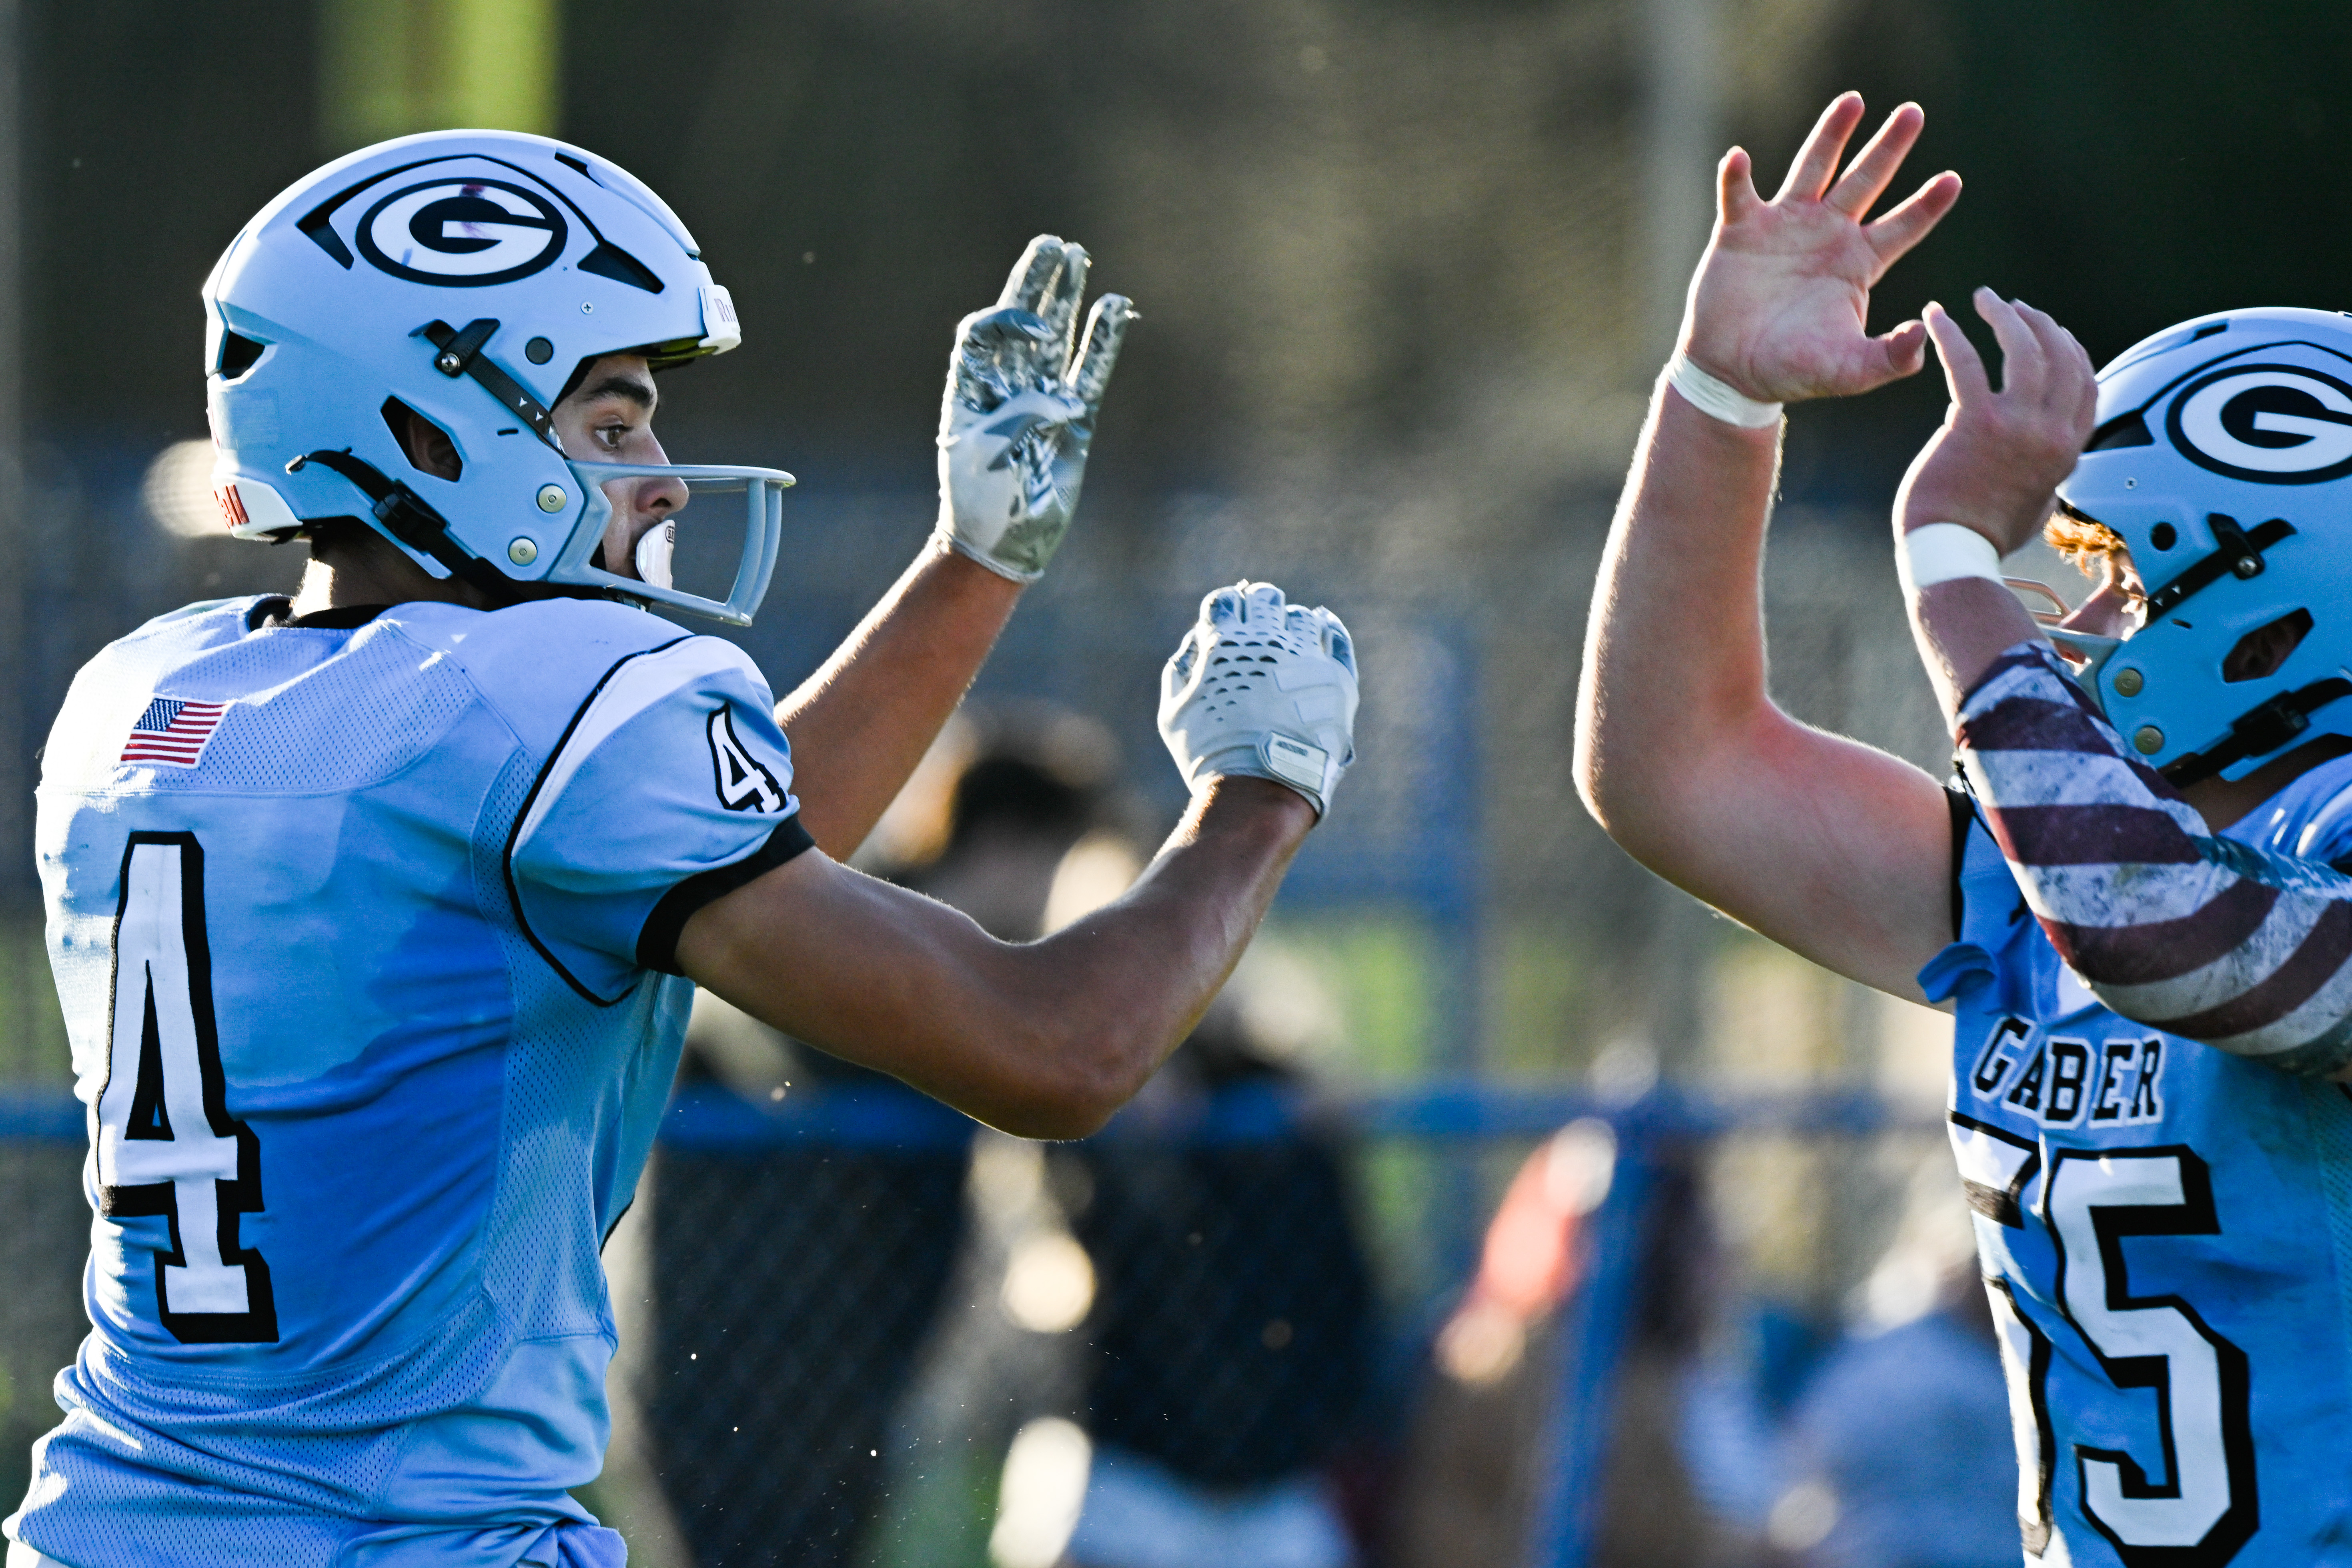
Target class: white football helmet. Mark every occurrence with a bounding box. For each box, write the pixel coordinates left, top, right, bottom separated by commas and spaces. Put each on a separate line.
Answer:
201, 130, 789, 625
2058, 307, 2352, 783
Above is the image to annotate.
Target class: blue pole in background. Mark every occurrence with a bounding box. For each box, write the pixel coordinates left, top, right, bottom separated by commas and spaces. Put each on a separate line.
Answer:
1427, 628, 1486, 1292
1529, 1113, 1658, 1568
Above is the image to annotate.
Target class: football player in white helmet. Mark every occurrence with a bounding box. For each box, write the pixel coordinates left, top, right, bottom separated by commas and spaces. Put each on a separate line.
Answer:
1582, 92, 2352, 1565
2, 132, 1360, 1568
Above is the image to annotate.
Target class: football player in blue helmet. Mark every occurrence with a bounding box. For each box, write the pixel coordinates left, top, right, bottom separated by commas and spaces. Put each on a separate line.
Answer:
1582, 91, 2352, 1565
2, 131, 1362, 1568
2040, 306, 2352, 790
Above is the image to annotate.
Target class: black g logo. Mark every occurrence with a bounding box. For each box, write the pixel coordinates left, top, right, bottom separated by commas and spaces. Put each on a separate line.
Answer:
2168, 363, 2352, 484
356, 178, 567, 286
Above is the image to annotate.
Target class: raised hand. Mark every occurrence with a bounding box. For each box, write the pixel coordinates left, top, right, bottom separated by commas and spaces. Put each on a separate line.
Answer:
1681, 94, 1961, 404
936, 236, 1134, 582
1896, 288, 2098, 554
1159, 582, 1358, 818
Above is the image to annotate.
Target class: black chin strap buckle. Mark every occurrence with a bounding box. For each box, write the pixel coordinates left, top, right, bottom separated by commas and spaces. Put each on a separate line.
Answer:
2212, 513, 2270, 581
417, 319, 559, 447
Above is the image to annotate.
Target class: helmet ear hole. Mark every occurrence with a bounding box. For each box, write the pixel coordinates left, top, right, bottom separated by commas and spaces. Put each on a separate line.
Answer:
2222, 608, 2314, 684
380, 399, 462, 482
218, 331, 266, 380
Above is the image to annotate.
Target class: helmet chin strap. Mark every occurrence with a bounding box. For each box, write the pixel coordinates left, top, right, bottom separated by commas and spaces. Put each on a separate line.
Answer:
417, 318, 677, 598
286, 449, 521, 606
2143, 514, 2296, 619
2160, 676, 2352, 788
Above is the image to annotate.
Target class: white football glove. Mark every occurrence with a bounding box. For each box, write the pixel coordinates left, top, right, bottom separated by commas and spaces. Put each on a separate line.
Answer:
935, 236, 1133, 583
1158, 581, 1359, 817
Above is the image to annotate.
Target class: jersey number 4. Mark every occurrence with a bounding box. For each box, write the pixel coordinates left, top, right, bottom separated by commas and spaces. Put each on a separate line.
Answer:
94, 833, 277, 1343
707, 707, 783, 814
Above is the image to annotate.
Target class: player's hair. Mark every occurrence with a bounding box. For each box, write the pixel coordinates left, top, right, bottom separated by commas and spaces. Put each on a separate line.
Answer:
2043, 503, 2130, 574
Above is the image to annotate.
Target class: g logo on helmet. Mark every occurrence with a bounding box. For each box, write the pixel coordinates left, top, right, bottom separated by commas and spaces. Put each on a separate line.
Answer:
2168, 363, 2352, 484
355, 178, 568, 286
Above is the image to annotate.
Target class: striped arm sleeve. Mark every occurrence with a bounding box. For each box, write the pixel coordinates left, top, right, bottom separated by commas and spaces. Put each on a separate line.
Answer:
1956, 640, 2352, 1076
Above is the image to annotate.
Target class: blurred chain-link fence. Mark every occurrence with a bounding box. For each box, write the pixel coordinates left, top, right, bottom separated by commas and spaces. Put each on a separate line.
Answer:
581, 1071, 1960, 1568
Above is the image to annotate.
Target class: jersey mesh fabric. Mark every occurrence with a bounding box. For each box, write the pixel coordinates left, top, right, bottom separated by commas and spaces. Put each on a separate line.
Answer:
1928, 759, 2352, 1567
7, 594, 800, 1568
2245, 757, 2352, 1416
2305, 1083, 2352, 1369
145, 623, 477, 796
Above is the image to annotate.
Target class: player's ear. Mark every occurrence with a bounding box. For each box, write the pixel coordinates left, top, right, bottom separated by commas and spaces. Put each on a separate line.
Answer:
2222, 608, 2313, 684
380, 399, 461, 482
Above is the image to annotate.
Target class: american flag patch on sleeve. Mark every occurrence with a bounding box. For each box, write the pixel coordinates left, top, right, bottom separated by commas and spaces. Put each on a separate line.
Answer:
121, 697, 231, 767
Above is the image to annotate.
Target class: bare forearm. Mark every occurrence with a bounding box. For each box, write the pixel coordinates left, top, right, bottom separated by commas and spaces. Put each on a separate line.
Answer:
679, 777, 1315, 1138
1021, 776, 1313, 1099
1908, 575, 2045, 724
1567, 92, 1967, 995
916, 777, 1312, 1134
1575, 384, 1955, 993
777, 539, 1022, 855
1575, 382, 1783, 841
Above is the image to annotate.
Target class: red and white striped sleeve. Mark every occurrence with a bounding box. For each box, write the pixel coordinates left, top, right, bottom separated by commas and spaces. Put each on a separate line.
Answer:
1955, 640, 2352, 1076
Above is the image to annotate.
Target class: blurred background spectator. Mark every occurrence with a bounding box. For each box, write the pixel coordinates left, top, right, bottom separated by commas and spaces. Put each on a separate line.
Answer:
1767, 1161, 2017, 1568
1058, 999, 1378, 1568
632, 709, 1119, 1567
1392, 1122, 1614, 1568
1394, 1131, 1735, 1568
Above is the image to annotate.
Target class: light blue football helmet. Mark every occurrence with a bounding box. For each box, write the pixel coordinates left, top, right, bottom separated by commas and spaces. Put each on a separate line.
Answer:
2057, 306, 2352, 784
201, 130, 790, 625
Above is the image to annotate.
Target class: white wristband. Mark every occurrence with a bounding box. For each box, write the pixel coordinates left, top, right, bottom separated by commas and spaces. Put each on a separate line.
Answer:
1897, 523, 2004, 596
1665, 352, 1782, 428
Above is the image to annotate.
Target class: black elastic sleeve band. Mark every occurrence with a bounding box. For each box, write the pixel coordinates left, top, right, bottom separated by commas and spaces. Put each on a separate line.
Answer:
1943, 784, 1976, 941
636, 814, 817, 976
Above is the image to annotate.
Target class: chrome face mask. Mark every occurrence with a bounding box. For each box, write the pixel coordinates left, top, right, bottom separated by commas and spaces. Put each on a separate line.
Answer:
553, 461, 793, 627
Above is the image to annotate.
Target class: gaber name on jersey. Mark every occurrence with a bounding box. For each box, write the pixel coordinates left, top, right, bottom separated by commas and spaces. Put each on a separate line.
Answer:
1926, 773, 2352, 1567
1966, 1013, 2167, 1129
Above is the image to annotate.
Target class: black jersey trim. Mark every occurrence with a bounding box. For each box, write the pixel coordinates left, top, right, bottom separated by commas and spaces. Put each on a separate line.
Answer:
287, 602, 393, 629
635, 815, 815, 976
247, 599, 396, 632
1944, 784, 1977, 940
503, 635, 695, 1007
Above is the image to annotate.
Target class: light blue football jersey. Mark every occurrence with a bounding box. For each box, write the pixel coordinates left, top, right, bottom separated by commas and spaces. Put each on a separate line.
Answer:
1930, 758, 2352, 1567
3, 594, 808, 1568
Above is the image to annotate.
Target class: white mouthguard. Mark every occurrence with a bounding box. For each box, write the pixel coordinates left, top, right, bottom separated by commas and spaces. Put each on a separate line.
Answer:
633, 520, 676, 591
